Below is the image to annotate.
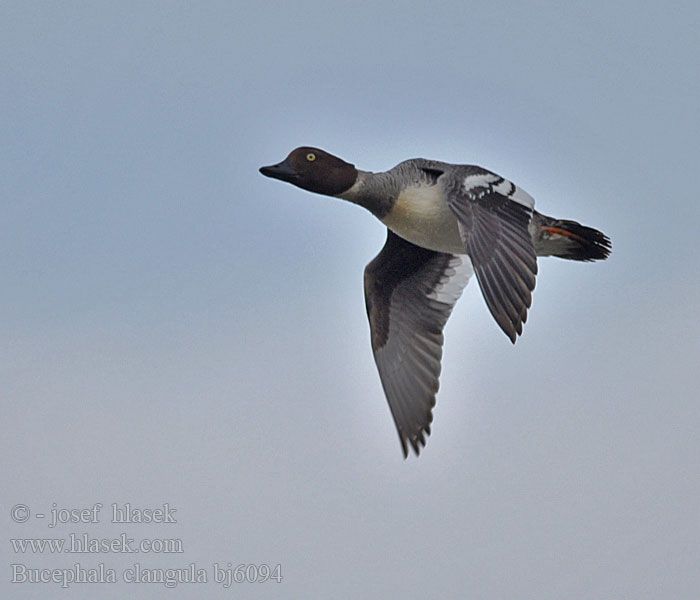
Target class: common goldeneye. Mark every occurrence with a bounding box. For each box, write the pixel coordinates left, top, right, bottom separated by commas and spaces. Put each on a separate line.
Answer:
260, 147, 611, 457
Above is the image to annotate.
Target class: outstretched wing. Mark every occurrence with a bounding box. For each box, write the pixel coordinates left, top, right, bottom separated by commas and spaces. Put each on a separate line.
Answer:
444, 168, 538, 343
364, 229, 473, 457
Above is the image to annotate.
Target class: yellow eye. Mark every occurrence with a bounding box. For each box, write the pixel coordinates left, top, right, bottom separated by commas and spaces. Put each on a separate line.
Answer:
306, 153, 316, 162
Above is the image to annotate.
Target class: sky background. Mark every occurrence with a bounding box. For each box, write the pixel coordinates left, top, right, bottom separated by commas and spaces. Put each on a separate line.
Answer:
2, 1, 699, 598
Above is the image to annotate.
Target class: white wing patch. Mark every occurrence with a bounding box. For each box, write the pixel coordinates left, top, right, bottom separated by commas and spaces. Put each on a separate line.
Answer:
427, 255, 473, 304
463, 172, 535, 209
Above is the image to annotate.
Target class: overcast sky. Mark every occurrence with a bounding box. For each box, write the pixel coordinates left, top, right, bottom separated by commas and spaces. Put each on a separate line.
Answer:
2, 2, 699, 598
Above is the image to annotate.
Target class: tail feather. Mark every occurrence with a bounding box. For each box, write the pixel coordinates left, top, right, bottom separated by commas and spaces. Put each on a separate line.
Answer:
533, 214, 611, 261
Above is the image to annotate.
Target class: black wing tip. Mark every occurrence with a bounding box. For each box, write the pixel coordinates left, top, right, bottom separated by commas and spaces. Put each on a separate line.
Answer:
503, 320, 522, 344
400, 428, 431, 458
476, 266, 533, 344
488, 302, 529, 344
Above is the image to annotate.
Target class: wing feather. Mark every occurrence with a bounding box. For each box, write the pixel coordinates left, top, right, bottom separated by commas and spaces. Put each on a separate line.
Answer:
444, 167, 538, 342
364, 230, 473, 456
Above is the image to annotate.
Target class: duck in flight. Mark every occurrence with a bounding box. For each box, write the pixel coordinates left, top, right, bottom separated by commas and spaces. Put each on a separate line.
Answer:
260, 147, 611, 457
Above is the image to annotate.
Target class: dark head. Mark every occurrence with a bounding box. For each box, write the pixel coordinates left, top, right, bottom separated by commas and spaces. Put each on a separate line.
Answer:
259, 147, 358, 196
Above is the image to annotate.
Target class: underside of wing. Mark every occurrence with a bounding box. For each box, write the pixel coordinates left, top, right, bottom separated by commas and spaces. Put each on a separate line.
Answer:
364, 229, 473, 457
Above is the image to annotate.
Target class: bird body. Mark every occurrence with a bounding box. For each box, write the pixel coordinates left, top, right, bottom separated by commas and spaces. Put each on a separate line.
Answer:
260, 147, 611, 456
340, 158, 537, 256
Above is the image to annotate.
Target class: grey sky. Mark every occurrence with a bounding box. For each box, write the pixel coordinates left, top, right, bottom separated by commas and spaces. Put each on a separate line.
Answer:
2, 1, 699, 598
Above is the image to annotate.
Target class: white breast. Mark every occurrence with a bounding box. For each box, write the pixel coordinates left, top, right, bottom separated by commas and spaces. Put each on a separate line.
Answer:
381, 185, 466, 254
